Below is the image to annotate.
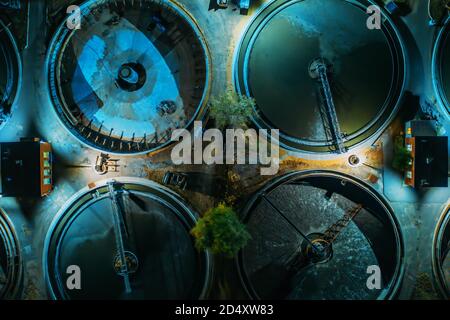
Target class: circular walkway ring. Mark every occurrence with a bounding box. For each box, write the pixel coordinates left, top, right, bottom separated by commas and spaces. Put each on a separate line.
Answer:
0, 208, 23, 299
46, 0, 212, 155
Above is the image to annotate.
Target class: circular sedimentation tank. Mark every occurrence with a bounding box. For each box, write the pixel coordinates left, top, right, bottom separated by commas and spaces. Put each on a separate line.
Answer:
0, 208, 22, 299
238, 171, 404, 300
432, 205, 450, 299
43, 178, 212, 300
0, 19, 21, 130
47, 0, 210, 154
234, 0, 406, 153
433, 16, 450, 117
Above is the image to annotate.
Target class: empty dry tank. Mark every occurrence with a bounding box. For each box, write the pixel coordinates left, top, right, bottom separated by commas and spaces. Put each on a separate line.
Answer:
47, 0, 210, 154
0, 208, 22, 299
43, 178, 212, 300
238, 171, 404, 300
234, 0, 406, 153
433, 16, 450, 117
432, 205, 450, 299
0, 19, 21, 130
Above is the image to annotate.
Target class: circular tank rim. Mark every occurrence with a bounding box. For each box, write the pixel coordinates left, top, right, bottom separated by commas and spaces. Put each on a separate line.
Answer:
45, 0, 212, 156
0, 19, 23, 132
232, 0, 408, 155
432, 15, 450, 120
0, 208, 23, 299
432, 203, 450, 299
235, 169, 405, 300
42, 177, 213, 300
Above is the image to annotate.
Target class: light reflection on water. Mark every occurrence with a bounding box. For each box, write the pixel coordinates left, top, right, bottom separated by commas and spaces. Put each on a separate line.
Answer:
70, 14, 182, 138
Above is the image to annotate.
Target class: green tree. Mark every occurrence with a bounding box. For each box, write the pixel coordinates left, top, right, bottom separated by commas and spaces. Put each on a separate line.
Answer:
392, 135, 412, 172
209, 89, 256, 129
191, 203, 251, 258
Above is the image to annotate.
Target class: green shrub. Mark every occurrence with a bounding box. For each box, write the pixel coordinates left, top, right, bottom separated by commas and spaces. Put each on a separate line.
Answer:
392, 135, 412, 172
209, 89, 256, 129
191, 204, 251, 258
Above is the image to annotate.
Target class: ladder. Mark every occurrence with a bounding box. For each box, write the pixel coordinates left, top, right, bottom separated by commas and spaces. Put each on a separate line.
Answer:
322, 204, 363, 245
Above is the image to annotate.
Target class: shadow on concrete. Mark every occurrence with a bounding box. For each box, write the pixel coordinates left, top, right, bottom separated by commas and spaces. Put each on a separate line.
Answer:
180, 171, 226, 197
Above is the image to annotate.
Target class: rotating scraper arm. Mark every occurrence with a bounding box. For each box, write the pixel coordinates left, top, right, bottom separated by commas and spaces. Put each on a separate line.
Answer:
309, 58, 347, 154
107, 181, 132, 294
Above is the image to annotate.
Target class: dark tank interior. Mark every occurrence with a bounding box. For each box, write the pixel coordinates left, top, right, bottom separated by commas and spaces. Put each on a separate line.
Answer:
239, 171, 403, 300
0, 19, 20, 130
235, 0, 405, 152
44, 180, 211, 300
433, 17, 450, 116
433, 206, 450, 298
0, 0, 448, 307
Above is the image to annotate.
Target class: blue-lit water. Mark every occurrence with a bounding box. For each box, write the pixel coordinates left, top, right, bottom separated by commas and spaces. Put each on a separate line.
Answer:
71, 15, 182, 138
